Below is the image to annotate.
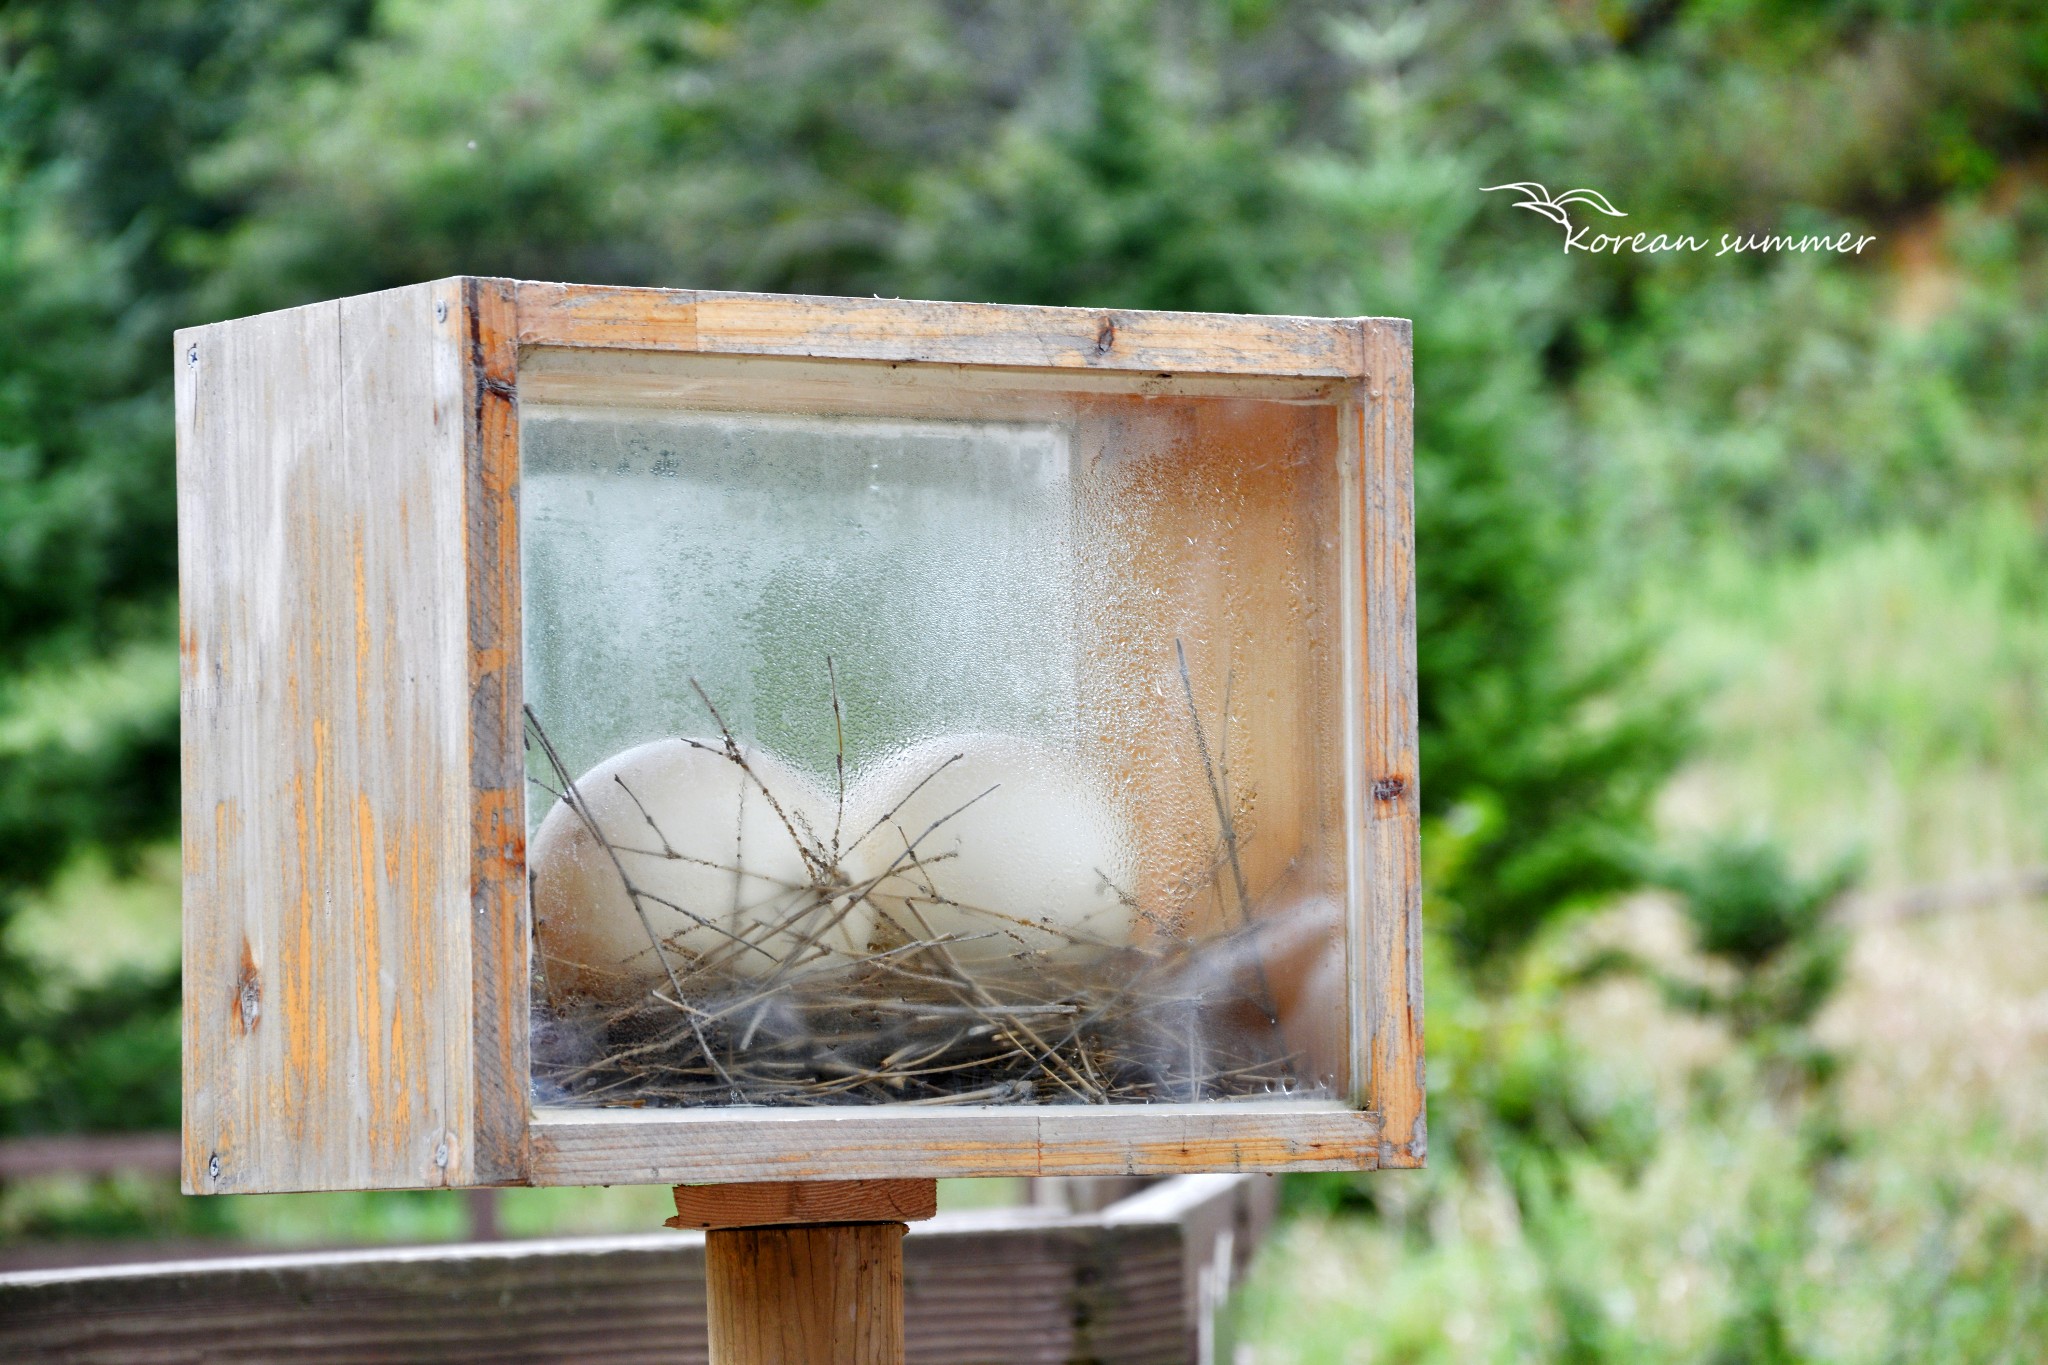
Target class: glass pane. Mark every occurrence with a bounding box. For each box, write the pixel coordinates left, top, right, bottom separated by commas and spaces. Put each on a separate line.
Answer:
521, 411, 1079, 780
521, 360, 1352, 1110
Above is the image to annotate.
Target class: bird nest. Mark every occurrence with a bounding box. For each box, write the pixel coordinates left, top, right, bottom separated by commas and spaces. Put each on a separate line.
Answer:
533, 933, 1305, 1108
525, 655, 1324, 1109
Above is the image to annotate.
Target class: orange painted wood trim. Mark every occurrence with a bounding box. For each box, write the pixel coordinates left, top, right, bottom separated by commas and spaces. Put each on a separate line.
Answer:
1355, 317, 1425, 1167
528, 1105, 1380, 1185
510, 279, 1375, 379
463, 278, 531, 1183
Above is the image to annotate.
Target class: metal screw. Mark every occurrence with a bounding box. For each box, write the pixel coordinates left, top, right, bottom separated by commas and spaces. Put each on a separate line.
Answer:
435, 299, 449, 322
434, 1140, 450, 1168
208, 1152, 221, 1180
186, 345, 199, 367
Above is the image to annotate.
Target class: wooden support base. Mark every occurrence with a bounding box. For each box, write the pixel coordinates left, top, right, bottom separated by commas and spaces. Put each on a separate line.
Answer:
674, 1179, 937, 1365
668, 1179, 938, 1231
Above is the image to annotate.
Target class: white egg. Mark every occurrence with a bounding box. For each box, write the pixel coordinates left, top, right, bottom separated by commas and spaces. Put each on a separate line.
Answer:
841, 734, 1138, 969
530, 738, 869, 1001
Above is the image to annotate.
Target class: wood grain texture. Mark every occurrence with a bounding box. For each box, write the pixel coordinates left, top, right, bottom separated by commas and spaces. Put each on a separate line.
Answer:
0, 1172, 1266, 1363
514, 280, 1370, 378
669, 1180, 937, 1230
529, 1105, 1378, 1184
707, 1223, 905, 1363
1353, 317, 1425, 1166
177, 282, 478, 1194
518, 347, 1347, 414
463, 277, 529, 1184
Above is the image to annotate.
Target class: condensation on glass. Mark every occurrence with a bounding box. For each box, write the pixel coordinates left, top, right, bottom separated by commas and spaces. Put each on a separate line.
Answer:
518, 349, 1356, 1111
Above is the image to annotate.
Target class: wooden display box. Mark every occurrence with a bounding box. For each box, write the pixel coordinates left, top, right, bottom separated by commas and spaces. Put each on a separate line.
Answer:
176, 280, 1419, 1193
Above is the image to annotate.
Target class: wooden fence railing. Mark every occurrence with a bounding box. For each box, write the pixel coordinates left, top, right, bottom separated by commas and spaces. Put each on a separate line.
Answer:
0, 1132, 182, 1181
0, 1173, 1276, 1363
0, 1132, 507, 1268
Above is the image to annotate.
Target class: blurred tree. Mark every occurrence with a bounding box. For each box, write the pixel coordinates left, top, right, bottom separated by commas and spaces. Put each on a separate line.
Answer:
1656, 834, 1858, 1090
2, 2, 374, 287
0, 162, 179, 1132
0, 0, 372, 1133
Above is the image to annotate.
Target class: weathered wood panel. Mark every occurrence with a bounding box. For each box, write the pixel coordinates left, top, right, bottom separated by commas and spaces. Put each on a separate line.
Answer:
528, 1105, 1378, 1184
515, 281, 1372, 378
6, 1237, 714, 1365
1104, 1173, 1280, 1361
177, 282, 478, 1193
1353, 317, 1424, 1166
0, 1174, 1268, 1363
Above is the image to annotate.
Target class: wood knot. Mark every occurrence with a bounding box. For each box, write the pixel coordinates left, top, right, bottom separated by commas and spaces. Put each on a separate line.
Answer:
1372, 775, 1407, 801
233, 941, 261, 1032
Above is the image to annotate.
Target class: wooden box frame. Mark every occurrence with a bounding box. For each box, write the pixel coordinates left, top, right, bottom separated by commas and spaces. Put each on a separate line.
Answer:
176, 280, 1419, 1194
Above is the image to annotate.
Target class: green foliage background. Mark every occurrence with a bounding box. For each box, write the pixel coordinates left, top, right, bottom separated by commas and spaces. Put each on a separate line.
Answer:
3, 1, 2045, 1357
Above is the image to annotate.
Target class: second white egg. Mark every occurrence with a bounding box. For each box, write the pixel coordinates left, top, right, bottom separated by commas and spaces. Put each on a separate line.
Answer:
842, 733, 1139, 969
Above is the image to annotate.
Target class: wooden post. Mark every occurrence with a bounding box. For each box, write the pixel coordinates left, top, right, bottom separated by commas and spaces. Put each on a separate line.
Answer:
669, 1179, 937, 1365
704, 1223, 904, 1363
